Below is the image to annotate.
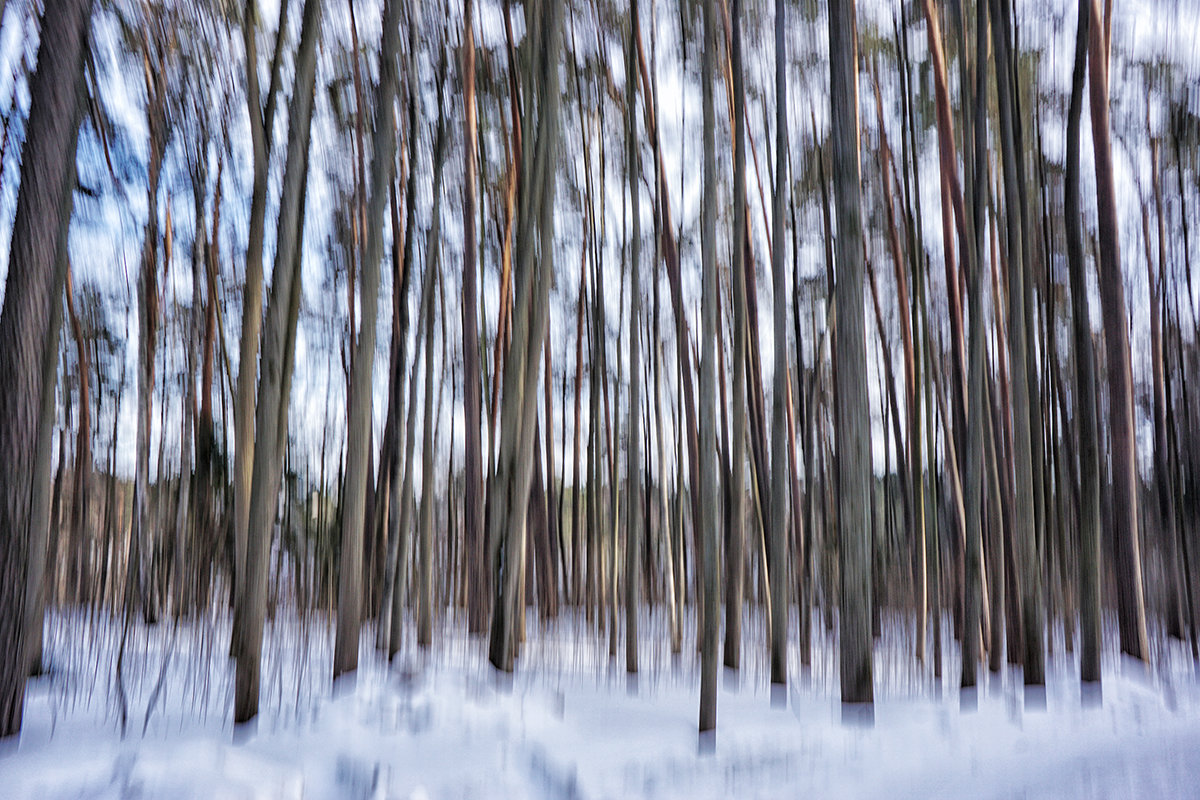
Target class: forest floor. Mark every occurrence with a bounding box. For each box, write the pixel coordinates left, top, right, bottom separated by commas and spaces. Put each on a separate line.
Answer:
3, 608, 1200, 799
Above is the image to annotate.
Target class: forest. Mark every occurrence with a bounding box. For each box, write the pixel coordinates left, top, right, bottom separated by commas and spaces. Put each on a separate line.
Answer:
1, 0, 1199, 796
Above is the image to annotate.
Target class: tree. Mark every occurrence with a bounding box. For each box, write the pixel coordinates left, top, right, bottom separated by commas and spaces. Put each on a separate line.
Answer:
829, 0, 873, 711
487, 0, 564, 673
724, 0, 747, 675
334, 0, 406, 680
768, 0, 789, 692
418, 93, 449, 649
990, 0, 1045, 687
1085, 0, 1149, 662
1065, 0, 1101, 685
234, 0, 323, 723
625, 0, 642, 676
697, 0, 720, 745
460, 0, 486, 636
960, 0, 988, 695
232, 0, 290, 638
0, 0, 94, 737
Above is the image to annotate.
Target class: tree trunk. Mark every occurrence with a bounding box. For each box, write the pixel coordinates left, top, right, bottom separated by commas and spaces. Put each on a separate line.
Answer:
830, 0, 874, 711
625, 0, 642, 676
0, 0, 92, 737
417, 110, 448, 649
990, 0, 1045, 687
234, 0, 323, 724
487, 0, 564, 673
767, 0, 790, 692
233, 0, 290, 632
333, 0, 405, 681
1085, 0, 1149, 663
697, 0, 721, 745
460, 0, 486, 636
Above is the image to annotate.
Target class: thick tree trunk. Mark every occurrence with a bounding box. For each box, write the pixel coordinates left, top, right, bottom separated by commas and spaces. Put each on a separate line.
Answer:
25, 220, 70, 678
1085, 0, 1149, 663
0, 0, 92, 737
830, 0, 874, 711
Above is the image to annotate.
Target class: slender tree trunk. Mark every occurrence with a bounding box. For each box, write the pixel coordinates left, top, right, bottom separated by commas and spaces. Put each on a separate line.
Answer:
723, 0, 747, 674
960, 0, 988, 694
66, 268, 91, 609
698, 0, 720, 744
233, 0, 290, 633
1148, 142, 1183, 640
990, 0, 1045, 686
417, 110, 448, 649
767, 0, 790, 691
487, 0, 564, 673
333, 0, 405, 680
460, 0, 486, 636
625, 0, 642, 676
234, 0, 323, 724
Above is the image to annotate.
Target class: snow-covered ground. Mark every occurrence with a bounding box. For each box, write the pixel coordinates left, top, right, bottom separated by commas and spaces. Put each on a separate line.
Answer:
4, 609, 1200, 799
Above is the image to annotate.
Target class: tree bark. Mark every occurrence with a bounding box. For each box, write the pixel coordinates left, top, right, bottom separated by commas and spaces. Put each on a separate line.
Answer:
830, 0, 874, 710
0, 0, 92, 737
333, 0, 405, 680
990, 0, 1045, 686
767, 0, 790, 691
1085, 0, 1149, 662
625, 0, 642, 676
697, 0, 721, 745
234, 0, 322, 724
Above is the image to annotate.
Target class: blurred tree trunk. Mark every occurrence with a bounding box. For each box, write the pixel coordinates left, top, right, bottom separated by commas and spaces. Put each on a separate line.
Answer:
24, 225, 70, 679
723, 0, 747, 674
382, 30, 423, 658
1148, 142, 1183, 641
990, 0, 1045, 686
377, 180, 414, 655
333, 0, 404, 680
767, 0, 789, 691
0, 0, 92, 738
460, 0, 486, 636
418, 108, 448, 650
487, 0, 564, 672
66, 268, 91, 608
625, 0, 642, 676
131, 30, 169, 625
698, 0, 720, 744
233, 0, 290, 640
1085, 0, 1149, 663
958, 0, 988, 694
234, 0, 322, 724
830, 0, 874, 710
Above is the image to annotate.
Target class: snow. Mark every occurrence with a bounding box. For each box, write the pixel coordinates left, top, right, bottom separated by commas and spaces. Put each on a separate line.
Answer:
4, 609, 1200, 799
